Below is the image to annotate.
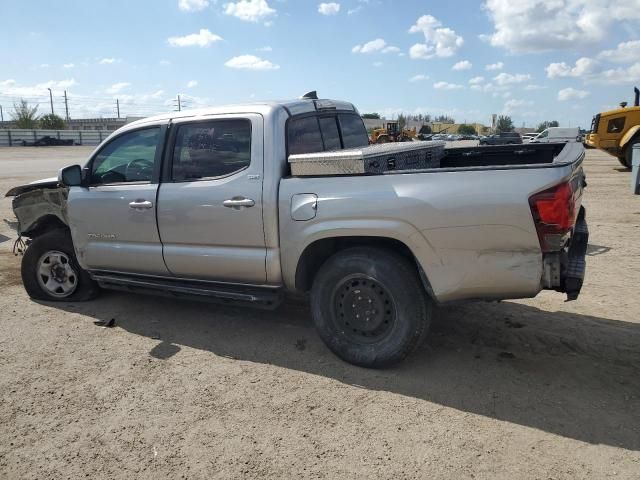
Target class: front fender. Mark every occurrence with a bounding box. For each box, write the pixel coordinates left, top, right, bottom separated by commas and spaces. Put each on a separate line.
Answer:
11, 187, 69, 236
620, 125, 640, 149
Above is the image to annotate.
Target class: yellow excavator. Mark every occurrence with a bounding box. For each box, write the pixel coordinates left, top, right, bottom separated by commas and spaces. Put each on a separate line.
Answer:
369, 121, 417, 144
585, 86, 640, 168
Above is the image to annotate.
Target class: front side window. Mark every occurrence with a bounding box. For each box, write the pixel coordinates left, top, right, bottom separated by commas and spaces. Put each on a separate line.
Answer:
607, 117, 625, 133
90, 127, 160, 185
537, 130, 549, 139
172, 119, 251, 181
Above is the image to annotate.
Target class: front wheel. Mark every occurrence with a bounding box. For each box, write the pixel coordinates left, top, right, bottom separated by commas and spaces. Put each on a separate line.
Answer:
310, 247, 431, 368
21, 229, 99, 302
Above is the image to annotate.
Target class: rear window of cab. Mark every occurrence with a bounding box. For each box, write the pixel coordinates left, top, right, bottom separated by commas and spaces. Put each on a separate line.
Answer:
287, 113, 368, 155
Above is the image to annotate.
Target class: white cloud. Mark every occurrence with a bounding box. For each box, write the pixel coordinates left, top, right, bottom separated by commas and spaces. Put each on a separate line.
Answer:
502, 98, 533, 114
483, 0, 640, 53
168, 29, 223, 47
409, 74, 429, 82
493, 72, 531, 85
597, 40, 640, 64
0, 78, 78, 97
99, 58, 119, 65
452, 60, 472, 71
408, 15, 464, 59
382, 46, 400, 54
545, 57, 599, 78
318, 2, 340, 15
178, 0, 209, 11
224, 54, 279, 70
373, 61, 383, 67
63, 63, 75, 69
224, 0, 276, 22
433, 81, 463, 90
352, 38, 387, 54
159, 60, 171, 66
187, 80, 198, 88
485, 61, 503, 71
588, 62, 640, 85
106, 82, 131, 94
347, 6, 362, 14
558, 87, 590, 101
524, 84, 546, 91
39, 63, 50, 68
257, 46, 272, 52
469, 76, 484, 84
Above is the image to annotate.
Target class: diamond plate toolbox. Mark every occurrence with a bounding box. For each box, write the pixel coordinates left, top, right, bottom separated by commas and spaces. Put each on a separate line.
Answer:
288, 141, 446, 176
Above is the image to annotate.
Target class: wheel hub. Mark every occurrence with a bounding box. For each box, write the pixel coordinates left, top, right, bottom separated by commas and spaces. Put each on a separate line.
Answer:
36, 251, 78, 298
334, 276, 395, 343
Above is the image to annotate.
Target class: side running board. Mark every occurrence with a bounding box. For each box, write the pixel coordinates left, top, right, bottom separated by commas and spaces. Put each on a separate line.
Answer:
90, 272, 283, 309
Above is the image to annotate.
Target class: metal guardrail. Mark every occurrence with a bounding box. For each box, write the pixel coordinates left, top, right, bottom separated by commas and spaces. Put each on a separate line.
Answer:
0, 129, 111, 147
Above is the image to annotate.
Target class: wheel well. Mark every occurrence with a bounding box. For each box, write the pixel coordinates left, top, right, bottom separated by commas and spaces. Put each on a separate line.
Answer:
22, 215, 68, 238
295, 236, 433, 296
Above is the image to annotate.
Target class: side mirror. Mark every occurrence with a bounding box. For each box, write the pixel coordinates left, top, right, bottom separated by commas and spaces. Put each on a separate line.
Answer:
58, 164, 83, 187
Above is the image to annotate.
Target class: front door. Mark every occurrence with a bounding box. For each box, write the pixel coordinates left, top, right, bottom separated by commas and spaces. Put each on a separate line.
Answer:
156, 114, 267, 283
67, 124, 170, 275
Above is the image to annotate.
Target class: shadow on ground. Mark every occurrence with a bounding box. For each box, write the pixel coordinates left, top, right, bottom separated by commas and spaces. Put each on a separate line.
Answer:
46, 290, 640, 451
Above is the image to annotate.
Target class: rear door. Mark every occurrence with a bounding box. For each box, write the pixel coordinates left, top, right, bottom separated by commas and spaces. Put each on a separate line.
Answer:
156, 114, 267, 283
67, 124, 170, 275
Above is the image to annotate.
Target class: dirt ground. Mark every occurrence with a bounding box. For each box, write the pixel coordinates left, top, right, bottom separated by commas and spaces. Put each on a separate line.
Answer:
0, 146, 639, 479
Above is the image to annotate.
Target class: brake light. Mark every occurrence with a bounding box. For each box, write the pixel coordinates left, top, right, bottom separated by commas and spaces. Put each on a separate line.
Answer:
529, 182, 576, 252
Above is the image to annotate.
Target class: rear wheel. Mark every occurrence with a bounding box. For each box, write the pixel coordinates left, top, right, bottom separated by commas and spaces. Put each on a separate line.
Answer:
622, 138, 639, 169
310, 247, 431, 368
21, 229, 99, 302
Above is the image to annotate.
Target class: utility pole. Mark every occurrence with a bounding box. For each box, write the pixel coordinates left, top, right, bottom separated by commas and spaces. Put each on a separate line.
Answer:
176, 94, 182, 112
47, 88, 54, 115
116, 99, 120, 119
63, 90, 70, 121
0, 105, 3, 123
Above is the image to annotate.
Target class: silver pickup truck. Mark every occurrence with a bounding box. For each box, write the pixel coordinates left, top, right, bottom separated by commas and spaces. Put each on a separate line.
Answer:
6, 96, 588, 367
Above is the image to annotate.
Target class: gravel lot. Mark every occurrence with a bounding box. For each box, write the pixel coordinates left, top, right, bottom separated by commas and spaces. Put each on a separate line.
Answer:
1, 146, 639, 479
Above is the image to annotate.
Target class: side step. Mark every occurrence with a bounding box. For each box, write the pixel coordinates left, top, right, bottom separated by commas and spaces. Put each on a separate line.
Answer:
90, 272, 283, 309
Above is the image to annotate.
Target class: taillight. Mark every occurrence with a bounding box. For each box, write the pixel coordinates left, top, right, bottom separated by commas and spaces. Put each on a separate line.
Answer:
529, 182, 576, 252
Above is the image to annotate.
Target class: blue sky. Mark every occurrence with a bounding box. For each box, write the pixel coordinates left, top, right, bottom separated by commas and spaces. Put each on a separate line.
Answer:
1, 0, 640, 128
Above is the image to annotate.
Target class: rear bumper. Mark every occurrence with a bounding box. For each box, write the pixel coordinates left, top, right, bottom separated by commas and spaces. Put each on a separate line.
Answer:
542, 207, 588, 301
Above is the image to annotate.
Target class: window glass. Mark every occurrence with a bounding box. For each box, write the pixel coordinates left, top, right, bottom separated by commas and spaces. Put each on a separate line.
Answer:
607, 117, 625, 133
91, 127, 159, 184
172, 120, 251, 181
339, 114, 368, 149
319, 117, 341, 151
538, 130, 548, 138
287, 116, 324, 155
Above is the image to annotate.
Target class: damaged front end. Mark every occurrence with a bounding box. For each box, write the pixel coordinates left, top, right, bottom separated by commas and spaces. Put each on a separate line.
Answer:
5, 179, 69, 241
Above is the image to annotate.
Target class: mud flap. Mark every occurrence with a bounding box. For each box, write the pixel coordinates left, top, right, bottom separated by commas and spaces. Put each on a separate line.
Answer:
563, 207, 588, 301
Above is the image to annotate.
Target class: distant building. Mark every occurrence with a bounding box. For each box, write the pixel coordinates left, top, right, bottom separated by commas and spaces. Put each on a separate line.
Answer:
362, 118, 489, 135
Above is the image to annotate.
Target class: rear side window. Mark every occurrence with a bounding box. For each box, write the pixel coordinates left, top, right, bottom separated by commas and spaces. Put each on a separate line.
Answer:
172, 119, 251, 181
287, 113, 368, 155
339, 114, 368, 148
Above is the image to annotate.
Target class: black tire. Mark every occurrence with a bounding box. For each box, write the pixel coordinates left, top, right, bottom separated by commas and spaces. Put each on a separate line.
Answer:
21, 229, 99, 302
622, 138, 639, 169
310, 247, 431, 368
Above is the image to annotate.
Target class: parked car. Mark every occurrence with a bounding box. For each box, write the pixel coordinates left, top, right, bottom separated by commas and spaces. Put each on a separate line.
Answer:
21, 136, 75, 147
522, 133, 538, 143
479, 132, 523, 145
530, 127, 581, 143
7, 96, 588, 368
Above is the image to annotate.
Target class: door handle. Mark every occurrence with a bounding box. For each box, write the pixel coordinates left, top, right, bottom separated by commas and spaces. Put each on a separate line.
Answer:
223, 197, 255, 209
129, 200, 153, 209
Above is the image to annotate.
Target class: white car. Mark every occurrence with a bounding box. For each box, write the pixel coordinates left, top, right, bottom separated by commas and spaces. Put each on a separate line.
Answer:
530, 127, 581, 143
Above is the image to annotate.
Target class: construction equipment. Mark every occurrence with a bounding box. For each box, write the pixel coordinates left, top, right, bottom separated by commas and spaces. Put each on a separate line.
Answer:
585, 86, 640, 168
369, 121, 417, 144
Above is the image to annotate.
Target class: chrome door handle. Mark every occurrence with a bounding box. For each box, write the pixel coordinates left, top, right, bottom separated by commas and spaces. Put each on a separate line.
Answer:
129, 200, 153, 209
223, 197, 255, 209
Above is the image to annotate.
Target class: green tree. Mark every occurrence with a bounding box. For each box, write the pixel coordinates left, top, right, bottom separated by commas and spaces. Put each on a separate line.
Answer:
362, 113, 381, 119
458, 124, 477, 135
536, 120, 560, 133
11, 99, 39, 129
39, 113, 66, 129
434, 114, 455, 124
397, 113, 407, 130
496, 115, 514, 132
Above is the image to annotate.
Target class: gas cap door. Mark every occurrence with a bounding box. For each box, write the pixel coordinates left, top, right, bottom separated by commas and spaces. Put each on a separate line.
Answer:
291, 193, 318, 221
